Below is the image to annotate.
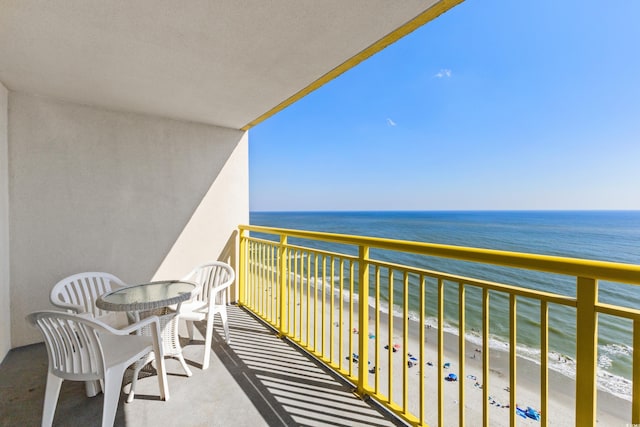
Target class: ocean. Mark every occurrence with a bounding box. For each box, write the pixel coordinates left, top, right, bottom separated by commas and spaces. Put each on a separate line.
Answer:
249, 210, 640, 400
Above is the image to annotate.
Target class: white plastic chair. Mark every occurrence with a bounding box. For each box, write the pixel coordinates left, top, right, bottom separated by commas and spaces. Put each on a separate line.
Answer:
27, 310, 169, 427
179, 261, 235, 370
50, 272, 130, 397
50, 272, 129, 328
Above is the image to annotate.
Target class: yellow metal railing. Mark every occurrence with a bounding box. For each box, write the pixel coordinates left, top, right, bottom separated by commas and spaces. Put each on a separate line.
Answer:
238, 225, 640, 427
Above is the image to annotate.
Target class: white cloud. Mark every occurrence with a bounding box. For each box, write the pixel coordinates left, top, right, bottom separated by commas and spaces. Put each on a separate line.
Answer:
434, 69, 452, 78
386, 118, 397, 127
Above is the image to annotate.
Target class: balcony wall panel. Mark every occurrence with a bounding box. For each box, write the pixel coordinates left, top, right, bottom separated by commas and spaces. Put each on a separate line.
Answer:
8, 92, 248, 348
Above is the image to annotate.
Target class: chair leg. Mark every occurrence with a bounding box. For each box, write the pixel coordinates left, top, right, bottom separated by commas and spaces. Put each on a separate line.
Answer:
220, 307, 230, 344
84, 379, 102, 397
186, 320, 195, 341
127, 356, 151, 403
202, 314, 215, 370
102, 367, 126, 427
41, 372, 63, 427
177, 352, 193, 377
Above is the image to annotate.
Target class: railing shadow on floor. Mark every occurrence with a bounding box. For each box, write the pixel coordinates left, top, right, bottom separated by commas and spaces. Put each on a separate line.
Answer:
199, 304, 407, 427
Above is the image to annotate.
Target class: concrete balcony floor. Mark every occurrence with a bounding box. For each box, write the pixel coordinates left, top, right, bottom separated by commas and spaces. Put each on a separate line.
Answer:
1, 305, 404, 426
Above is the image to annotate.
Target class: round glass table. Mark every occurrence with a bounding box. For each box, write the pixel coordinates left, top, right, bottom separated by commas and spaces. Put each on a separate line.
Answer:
96, 280, 197, 312
96, 280, 199, 400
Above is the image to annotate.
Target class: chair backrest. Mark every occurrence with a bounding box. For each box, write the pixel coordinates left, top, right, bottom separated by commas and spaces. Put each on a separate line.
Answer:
27, 310, 107, 381
182, 262, 235, 305
50, 272, 127, 319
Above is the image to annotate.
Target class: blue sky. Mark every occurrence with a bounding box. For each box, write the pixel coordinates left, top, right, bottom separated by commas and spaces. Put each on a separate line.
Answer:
249, 0, 640, 212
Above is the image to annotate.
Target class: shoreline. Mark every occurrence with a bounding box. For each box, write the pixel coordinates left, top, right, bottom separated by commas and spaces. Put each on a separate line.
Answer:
361, 307, 632, 426
289, 282, 632, 425
312, 294, 632, 426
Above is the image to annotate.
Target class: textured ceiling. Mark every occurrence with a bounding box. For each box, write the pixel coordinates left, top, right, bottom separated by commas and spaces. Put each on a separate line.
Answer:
0, 1, 457, 129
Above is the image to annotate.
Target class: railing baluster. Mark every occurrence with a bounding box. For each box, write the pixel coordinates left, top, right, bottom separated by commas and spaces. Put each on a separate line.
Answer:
459, 282, 466, 427
278, 236, 287, 334
298, 251, 303, 342
634, 319, 640, 424
266, 244, 270, 321
260, 242, 265, 316
259, 242, 263, 312
339, 258, 344, 371
330, 256, 335, 365
250, 241, 255, 308
375, 265, 381, 395
349, 260, 355, 377
295, 249, 300, 341
541, 300, 549, 427
403, 271, 409, 413
419, 275, 426, 425
313, 253, 318, 352
272, 244, 277, 323
306, 252, 311, 346
238, 229, 246, 305
287, 247, 292, 337
482, 288, 490, 427
357, 246, 370, 395
509, 294, 517, 427
438, 278, 444, 427
388, 270, 394, 403
322, 255, 326, 358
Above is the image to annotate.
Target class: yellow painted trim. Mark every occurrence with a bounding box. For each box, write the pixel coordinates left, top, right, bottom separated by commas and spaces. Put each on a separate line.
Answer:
240, 0, 465, 130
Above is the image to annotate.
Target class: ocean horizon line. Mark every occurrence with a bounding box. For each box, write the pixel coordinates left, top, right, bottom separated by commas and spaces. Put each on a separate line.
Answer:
250, 209, 640, 214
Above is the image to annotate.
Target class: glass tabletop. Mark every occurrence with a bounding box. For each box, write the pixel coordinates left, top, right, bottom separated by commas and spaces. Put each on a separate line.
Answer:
96, 280, 197, 312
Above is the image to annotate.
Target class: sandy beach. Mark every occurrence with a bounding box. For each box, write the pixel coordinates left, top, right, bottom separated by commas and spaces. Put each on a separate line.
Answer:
289, 286, 632, 426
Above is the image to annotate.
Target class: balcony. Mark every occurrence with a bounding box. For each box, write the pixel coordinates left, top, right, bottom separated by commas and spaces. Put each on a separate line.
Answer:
3, 224, 640, 426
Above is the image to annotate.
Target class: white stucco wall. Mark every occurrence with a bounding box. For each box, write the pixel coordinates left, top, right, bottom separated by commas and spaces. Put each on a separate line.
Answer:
0, 82, 10, 362
8, 92, 248, 348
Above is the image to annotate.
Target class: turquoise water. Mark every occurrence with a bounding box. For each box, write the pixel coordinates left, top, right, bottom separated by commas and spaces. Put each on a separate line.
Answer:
250, 210, 640, 399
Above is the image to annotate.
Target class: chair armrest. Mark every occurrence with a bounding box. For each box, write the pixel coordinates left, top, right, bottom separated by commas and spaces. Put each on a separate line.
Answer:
103, 315, 161, 336
207, 280, 234, 307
